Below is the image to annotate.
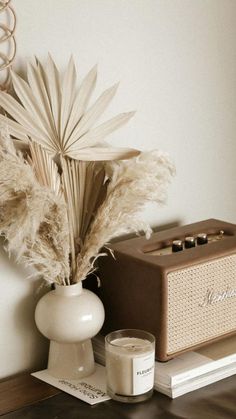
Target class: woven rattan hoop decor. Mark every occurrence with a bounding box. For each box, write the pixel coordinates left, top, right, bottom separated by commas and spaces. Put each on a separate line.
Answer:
0, 0, 16, 91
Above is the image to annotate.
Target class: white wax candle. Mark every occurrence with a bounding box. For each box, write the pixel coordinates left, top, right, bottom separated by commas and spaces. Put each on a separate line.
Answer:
106, 337, 155, 396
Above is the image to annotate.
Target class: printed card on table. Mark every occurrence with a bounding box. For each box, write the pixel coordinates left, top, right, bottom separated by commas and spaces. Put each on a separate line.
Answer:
32, 363, 111, 405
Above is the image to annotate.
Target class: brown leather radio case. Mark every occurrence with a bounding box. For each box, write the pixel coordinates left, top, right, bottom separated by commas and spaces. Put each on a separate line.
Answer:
98, 219, 236, 361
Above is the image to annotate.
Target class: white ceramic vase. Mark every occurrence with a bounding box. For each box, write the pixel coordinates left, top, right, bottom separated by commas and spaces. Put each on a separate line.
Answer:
35, 282, 105, 379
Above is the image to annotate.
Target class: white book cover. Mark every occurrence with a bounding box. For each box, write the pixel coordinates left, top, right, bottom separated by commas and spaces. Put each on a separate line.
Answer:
156, 362, 236, 398
155, 334, 236, 387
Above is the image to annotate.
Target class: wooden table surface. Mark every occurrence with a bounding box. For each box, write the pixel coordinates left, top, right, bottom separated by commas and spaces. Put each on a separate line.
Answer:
0, 373, 236, 419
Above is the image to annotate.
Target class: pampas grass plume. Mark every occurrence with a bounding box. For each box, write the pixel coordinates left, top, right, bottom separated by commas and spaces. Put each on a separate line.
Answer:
75, 150, 175, 281
0, 130, 70, 285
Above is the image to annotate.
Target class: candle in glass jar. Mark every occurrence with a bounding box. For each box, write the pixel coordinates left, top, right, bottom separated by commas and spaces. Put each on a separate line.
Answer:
105, 330, 155, 403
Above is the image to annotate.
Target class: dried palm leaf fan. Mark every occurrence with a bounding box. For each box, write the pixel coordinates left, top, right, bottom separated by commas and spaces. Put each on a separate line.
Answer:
0, 56, 138, 159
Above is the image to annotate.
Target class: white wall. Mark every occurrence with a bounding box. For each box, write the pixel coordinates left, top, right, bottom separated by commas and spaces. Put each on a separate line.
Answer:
1, 0, 236, 379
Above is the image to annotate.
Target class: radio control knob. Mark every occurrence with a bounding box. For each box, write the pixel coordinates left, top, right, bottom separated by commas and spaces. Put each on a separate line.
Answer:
197, 233, 208, 245
172, 240, 183, 252
185, 236, 195, 248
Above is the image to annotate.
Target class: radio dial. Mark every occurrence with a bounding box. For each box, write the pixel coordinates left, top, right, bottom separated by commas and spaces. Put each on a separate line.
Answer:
197, 233, 208, 245
172, 240, 183, 252
185, 236, 195, 248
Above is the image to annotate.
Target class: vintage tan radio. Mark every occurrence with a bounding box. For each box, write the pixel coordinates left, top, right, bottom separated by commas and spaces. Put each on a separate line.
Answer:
98, 219, 236, 361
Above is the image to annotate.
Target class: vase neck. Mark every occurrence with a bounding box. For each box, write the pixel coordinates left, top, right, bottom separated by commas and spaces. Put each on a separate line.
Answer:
54, 282, 82, 296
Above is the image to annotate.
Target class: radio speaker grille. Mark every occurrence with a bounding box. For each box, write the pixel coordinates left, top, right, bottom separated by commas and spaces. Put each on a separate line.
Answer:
167, 254, 236, 354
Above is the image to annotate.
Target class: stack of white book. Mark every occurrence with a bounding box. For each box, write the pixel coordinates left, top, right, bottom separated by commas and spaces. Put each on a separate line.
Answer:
92, 334, 236, 398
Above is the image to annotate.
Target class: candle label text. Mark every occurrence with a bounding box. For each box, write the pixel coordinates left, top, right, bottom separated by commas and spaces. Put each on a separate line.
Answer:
132, 351, 155, 395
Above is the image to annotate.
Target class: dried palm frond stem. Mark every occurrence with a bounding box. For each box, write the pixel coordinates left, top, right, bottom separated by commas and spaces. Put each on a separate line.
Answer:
60, 157, 108, 278
29, 142, 62, 196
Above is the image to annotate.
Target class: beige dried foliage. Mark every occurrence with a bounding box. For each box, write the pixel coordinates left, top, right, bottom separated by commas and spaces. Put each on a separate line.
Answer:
0, 56, 176, 286
0, 56, 143, 285
0, 130, 70, 285
75, 150, 175, 281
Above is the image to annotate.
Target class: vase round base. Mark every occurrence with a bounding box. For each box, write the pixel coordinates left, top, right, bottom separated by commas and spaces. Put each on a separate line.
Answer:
48, 339, 95, 379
